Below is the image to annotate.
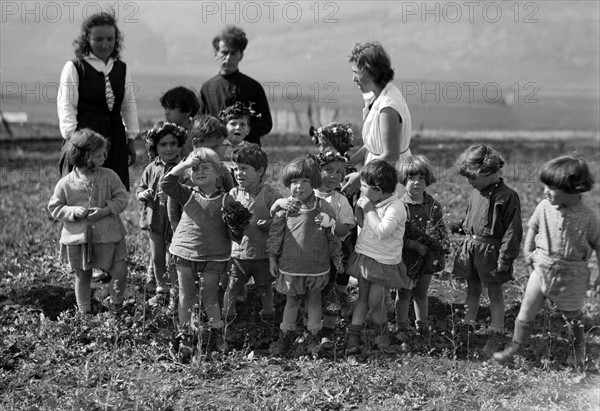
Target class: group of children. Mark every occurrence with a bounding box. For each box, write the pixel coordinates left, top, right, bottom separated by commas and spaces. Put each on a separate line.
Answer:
49, 85, 599, 365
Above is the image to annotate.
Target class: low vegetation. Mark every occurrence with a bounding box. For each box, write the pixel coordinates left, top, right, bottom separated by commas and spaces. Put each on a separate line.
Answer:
1, 133, 599, 410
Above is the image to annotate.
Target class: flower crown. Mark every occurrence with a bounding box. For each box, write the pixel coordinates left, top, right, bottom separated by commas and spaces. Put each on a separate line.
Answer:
309, 123, 354, 155
218, 101, 261, 122
143, 121, 187, 158
316, 150, 348, 166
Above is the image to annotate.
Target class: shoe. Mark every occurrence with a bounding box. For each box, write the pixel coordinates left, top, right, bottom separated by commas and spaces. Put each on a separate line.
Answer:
92, 269, 111, 283
566, 319, 586, 368
346, 325, 363, 355
299, 332, 320, 354
482, 332, 503, 356
272, 330, 297, 355
395, 327, 411, 352
148, 291, 169, 308
492, 342, 522, 363
169, 333, 194, 363
373, 325, 390, 350
320, 327, 335, 349
455, 323, 475, 343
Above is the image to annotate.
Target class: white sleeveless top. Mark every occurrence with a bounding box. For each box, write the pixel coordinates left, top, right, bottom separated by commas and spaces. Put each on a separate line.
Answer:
361, 81, 412, 165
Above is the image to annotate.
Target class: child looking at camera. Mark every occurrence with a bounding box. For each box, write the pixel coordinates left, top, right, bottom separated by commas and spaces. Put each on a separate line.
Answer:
159, 86, 200, 158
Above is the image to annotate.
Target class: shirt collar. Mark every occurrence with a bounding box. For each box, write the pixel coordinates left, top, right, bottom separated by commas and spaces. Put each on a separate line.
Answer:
83, 54, 115, 72
375, 191, 400, 208
401, 191, 433, 205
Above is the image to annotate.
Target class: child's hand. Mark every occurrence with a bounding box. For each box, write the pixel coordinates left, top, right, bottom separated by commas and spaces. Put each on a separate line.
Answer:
315, 212, 335, 229
269, 257, 279, 278
157, 190, 168, 202
413, 241, 429, 256
256, 219, 272, 232
138, 188, 154, 202
356, 196, 374, 212
87, 207, 108, 222
73, 206, 88, 219
285, 197, 302, 214
523, 252, 535, 273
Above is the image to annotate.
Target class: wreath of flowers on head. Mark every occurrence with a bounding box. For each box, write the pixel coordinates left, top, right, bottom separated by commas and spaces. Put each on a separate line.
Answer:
143, 121, 187, 159
309, 123, 354, 155
316, 150, 348, 166
218, 101, 261, 122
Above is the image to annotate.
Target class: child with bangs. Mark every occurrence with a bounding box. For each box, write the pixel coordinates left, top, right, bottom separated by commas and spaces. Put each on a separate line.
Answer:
161, 147, 237, 360
494, 156, 599, 367
222, 146, 282, 344
345, 160, 410, 355
395, 155, 449, 349
452, 144, 522, 356
267, 155, 342, 355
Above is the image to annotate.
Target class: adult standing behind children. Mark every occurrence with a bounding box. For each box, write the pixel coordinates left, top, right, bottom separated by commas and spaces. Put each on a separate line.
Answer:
57, 11, 139, 190
341, 42, 412, 196
198, 25, 273, 146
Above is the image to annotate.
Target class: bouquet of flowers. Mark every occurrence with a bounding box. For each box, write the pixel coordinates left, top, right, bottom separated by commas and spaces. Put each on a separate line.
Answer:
221, 201, 252, 243
404, 220, 449, 279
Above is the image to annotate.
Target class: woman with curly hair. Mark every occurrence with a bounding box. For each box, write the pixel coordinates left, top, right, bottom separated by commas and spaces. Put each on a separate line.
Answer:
57, 11, 139, 191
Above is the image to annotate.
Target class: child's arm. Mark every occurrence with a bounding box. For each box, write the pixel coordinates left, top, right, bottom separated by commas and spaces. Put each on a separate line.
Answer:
88, 171, 129, 221
355, 202, 365, 228
269, 197, 302, 217
136, 166, 154, 203
48, 186, 87, 221
266, 211, 286, 277
257, 187, 283, 232
357, 197, 405, 240
161, 156, 197, 205
522, 226, 537, 273
496, 193, 523, 273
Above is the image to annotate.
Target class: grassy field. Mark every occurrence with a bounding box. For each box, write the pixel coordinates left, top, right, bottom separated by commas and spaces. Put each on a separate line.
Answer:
1, 133, 600, 410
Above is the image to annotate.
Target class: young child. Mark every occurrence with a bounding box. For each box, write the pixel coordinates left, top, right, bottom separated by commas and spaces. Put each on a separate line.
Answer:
452, 144, 523, 355
136, 122, 187, 307
161, 147, 236, 359
310, 123, 357, 317
159, 86, 200, 157
345, 159, 410, 354
218, 101, 259, 159
494, 156, 599, 366
221, 146, 282, 341
48, 129, 129, 314
267, 155, 341, 354
167, 115, 234, 232
396, 155, 450, 348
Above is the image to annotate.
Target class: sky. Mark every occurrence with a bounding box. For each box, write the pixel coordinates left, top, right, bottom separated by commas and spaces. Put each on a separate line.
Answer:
1, 0, 599, 129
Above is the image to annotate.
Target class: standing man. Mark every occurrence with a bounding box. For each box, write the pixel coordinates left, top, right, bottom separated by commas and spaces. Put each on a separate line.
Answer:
199, 25, 273, 146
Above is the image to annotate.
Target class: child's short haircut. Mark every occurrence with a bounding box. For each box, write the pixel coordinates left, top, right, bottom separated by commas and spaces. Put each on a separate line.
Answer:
159, 86, 200, 117
143, 121, 187, 159
281, 155, 322, 189
309, 122, 354, 156
189, 147, 222, 173
232, 146, 268, 176
68, 128, 108, 168
454, 144, 505, 179
398, 155, 436, 186
189, 114, 227, 147
360, 159, 397, 194
212, 25, 248, 52
540, 156, 594, 194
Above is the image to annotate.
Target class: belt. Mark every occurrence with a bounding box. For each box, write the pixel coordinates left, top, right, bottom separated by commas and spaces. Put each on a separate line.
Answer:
469, 235, 501, 246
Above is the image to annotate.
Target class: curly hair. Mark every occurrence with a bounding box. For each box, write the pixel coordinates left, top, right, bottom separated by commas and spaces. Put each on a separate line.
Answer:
160, 87, 200, 117
309, 122, 354, 156
212, 25, 248, 52
398, 155, 436, 186
232, 145, 268, 176
218, 101, 259, 124
189, 115, 227, 148
143, 121, 187, 160
540, 156, 594, 194
73, 11, 122, 60
281, 155, 322, 189
454, 144, 505, 179
67, 128, 109, 169
348, 42, 394, 88
360, 159, 398, 194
